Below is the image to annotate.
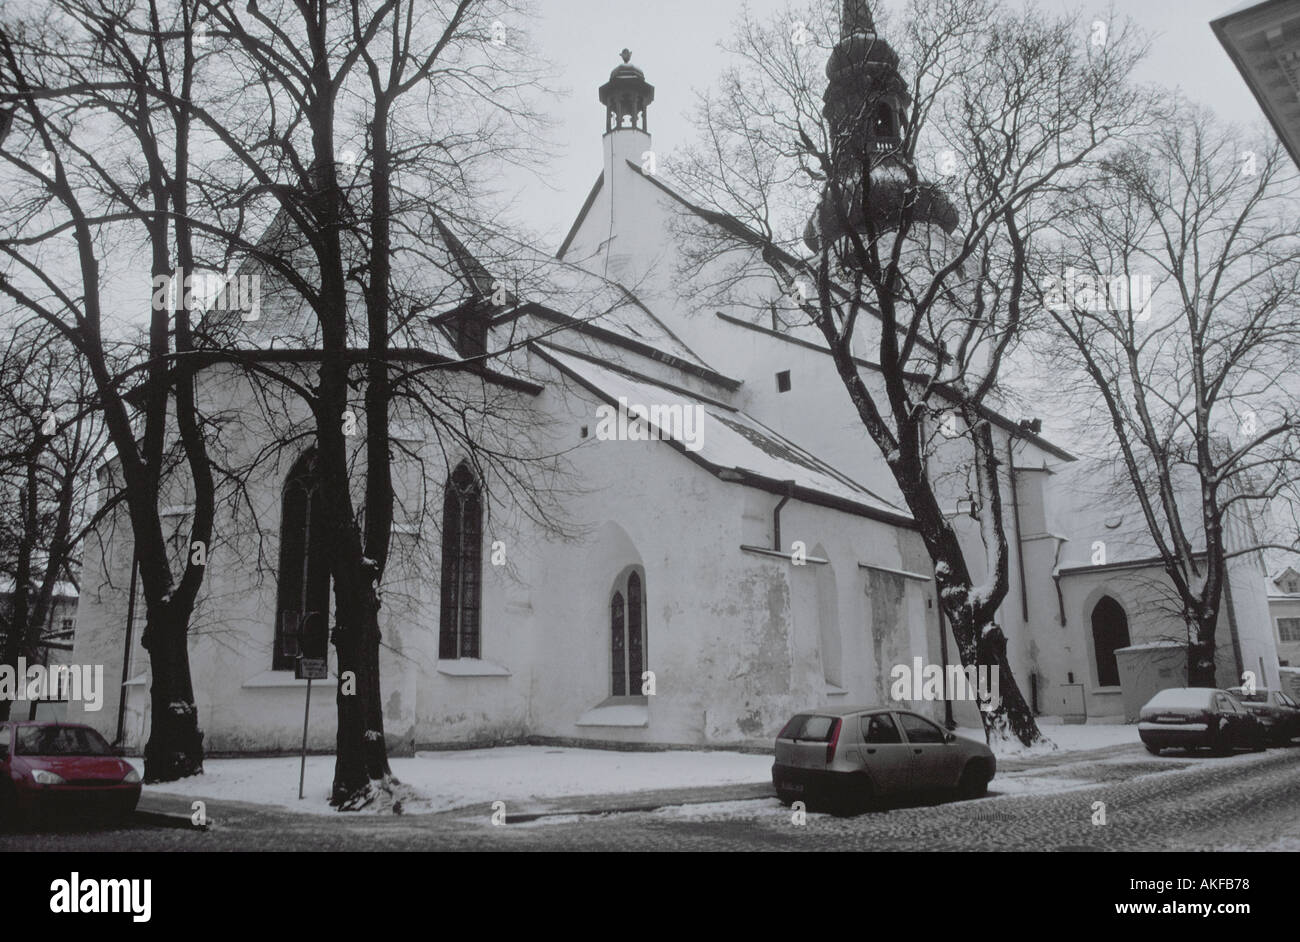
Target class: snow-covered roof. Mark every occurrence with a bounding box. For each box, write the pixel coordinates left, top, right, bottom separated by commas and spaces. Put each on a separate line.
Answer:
0, 578, 78, 598
195, 210, 715, 382
538, 344, 910, 524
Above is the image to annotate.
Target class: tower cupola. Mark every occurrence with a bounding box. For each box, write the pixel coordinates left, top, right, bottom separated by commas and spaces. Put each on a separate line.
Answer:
599, 49, 655, 132
805, 0, 958, 252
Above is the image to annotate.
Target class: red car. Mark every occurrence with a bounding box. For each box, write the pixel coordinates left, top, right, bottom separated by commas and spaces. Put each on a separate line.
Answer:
0, 721, 141, 827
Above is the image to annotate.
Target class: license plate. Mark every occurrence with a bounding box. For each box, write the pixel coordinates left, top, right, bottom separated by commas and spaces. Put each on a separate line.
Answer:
780, 781, 805, 793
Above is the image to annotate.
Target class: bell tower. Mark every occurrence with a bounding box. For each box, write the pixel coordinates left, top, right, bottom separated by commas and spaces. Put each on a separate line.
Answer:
599, 48, 655, 133
595, 50, 657, 281
805, 0, 957, 252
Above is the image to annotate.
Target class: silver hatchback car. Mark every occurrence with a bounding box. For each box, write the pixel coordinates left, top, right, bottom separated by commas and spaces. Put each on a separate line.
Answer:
771, 706, 996, 812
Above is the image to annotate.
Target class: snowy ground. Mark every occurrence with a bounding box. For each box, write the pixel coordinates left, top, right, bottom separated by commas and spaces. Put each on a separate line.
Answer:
134, 746, 774, 816
956, 721, 1138, 757
129, 717, 1138, 810
132, 722, 1141, 816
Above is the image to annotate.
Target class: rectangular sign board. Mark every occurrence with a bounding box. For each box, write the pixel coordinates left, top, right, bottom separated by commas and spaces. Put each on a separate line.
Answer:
295, 656, 328, 681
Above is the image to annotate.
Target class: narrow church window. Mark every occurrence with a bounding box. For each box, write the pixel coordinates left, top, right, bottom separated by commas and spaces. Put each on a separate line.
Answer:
609, 569, 647, 697
610, 591, 626, 696
1090, 595, 1130, 687
439, 461, 483, 659
275, 450, 330, 671
627, 572, 644, 691
776, 370, 792, 393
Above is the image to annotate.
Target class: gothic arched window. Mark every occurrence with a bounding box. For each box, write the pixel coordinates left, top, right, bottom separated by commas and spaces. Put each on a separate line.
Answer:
610, 569, 647, 696
275, 450, 330, 671
439, 461, 482, 660
1091, 596, 1130, 687
610, 591, 626, 696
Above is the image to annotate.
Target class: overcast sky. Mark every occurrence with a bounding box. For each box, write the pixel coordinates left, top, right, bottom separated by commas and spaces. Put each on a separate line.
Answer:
508, 0, 1264, 248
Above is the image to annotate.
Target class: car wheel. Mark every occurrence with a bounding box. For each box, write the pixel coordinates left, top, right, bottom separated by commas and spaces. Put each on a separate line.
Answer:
0, 783, 15, 832
829, 777, 874, 817
1209, 721, 1232, 756
957, 763, 989, 800
1144, 742, 1162, 756
776, 790, 796, 807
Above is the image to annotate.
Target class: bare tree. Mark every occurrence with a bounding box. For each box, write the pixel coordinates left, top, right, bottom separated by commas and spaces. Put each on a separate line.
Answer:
187, 0, 590, 807
0, 0, 219, 779
0, 315, 109, 720
1037, 105, 1300, 687
670, 0, 1151, 744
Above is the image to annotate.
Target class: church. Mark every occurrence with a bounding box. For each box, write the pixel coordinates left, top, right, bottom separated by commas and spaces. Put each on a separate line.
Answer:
67, 10, 1282, 755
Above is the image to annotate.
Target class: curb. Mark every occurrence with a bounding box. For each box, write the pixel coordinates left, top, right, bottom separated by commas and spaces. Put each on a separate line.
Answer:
135, 796, 211, 830
133, 809, 206, 830
502, 783, 777, 822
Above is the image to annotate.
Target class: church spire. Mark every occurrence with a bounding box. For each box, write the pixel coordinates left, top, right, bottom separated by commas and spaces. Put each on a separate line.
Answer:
805, 0, 958, 251
841, 0, 876, 37
599, 49, 655, 133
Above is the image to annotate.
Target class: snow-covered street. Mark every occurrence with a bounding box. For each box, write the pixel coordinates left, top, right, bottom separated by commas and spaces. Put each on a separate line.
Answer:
14, 739, 1300, 852
131, 722, 1147, 815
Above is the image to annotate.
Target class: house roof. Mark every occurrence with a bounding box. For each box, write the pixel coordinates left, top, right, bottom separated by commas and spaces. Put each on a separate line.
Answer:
1211, 0, 1300, 170
185, 209, 717, 396
536, 343, 914, 527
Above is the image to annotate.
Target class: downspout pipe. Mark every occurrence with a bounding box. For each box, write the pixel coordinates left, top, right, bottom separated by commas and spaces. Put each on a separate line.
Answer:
773, 480, 796, 553
1007, 438, 1029, 623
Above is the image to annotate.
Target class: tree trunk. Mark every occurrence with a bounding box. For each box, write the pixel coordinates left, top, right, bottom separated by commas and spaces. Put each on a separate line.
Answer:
140, 604, 203, 781
969, 615, 1041, 745
327, 548, 392, 806
1187, 635, 1218, 688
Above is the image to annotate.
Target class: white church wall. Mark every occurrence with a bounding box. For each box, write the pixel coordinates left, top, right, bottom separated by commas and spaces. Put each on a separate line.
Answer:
513, 365, 935, 745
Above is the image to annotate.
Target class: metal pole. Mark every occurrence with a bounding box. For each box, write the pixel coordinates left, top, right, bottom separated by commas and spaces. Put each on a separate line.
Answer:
115, 553, 139, 747
298, 677, 312, 800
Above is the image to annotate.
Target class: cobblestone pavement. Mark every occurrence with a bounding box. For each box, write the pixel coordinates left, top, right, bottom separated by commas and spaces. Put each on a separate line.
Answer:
3, 743, 1298, 851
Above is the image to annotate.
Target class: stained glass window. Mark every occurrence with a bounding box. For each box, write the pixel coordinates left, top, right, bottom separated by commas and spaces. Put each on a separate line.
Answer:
439, 462, 483, 659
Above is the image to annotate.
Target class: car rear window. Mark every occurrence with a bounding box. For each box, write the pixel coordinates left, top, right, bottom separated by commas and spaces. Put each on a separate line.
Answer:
1146, 688, 1213, 710
14, 725, 114, 757
779, 714, 838, 742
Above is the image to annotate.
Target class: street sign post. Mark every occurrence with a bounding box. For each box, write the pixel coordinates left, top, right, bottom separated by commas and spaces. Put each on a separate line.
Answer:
295, 655, 328, 800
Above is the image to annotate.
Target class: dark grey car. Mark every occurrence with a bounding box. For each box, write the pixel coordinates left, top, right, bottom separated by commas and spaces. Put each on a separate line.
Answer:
771, 705, 995, 813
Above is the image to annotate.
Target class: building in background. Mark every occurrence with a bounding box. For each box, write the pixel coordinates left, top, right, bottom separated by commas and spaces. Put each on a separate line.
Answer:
0, 578, 79, 721
1213, 0, 1300, 169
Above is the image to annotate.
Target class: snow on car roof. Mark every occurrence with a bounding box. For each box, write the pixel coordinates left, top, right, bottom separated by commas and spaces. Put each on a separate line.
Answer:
1145, 687, 1217, 708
